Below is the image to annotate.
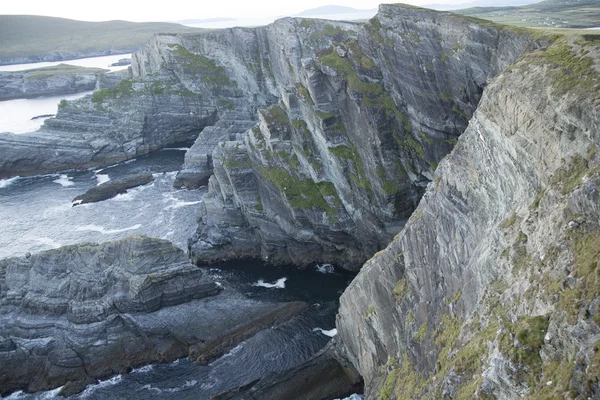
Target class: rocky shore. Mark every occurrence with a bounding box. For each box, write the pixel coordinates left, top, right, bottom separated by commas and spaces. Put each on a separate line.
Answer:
0, 64, 108, 101
0, 236, 309, 396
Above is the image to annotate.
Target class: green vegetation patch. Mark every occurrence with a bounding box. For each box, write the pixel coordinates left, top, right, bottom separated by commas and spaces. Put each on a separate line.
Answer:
525, 38, 600, 96
258, 166, 340, 217
168, 43, 235, 87
260, 104, 290, 127
328, 144, 371, 193
24, 63, 105, 79
0, 15, 202, 61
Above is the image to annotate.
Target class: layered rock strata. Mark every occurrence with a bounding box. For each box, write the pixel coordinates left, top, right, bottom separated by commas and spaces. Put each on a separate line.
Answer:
0, 64, 107, 101
180, 7, 537, 270
0, 6, 538, 269
336, 34, 600, 399
0, 236, 306, 396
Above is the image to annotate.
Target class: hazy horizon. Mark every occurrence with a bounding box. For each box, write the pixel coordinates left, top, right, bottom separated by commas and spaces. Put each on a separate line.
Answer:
0, 0, 534, 23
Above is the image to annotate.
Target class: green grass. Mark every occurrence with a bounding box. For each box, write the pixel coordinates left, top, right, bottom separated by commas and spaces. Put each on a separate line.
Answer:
168, 44, 235, 87
258, 166, 340, 217
455, 0, 600, 29
0, 15, 202, 62
19, 63, 106, 79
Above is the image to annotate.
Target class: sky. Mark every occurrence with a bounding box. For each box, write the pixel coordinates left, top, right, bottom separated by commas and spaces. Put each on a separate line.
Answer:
0, 0, 471, 22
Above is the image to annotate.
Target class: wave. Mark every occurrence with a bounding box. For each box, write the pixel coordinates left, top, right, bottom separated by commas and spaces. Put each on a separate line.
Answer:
0, 177, 20, 189
316, 263, 335, 274
163, 200, 202, 210
141, 380, 198, 394
96, 174, 110, 186
252, 277, 287, 289
75, 224, 142, 235
335, 395, 364, 400
52, 174, 74, 187
131, 364, 153, 374
79, 375, 122, 398
161, 147, 190, 151
313, 327, 338, 337
35, 237, 62, 249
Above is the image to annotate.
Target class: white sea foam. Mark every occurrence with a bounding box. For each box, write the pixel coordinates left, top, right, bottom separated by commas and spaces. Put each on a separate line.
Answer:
334, 394, 364, 400
313, 327, 338, 337
131, 364, 153, 374
112, 191, 136, 201
161, 147, 190, 151
75, 224, 142, 235
37, 387, 64, 399
96, 174, 110, 186
163, 200, 202, 210
79, 375, 122, 398
52, 174, 74, 187
0, 177, 19, 189
142, 380, 198, 394
252, 277, 287, 289
316, 263, 335, 274
35, 237, 62, 249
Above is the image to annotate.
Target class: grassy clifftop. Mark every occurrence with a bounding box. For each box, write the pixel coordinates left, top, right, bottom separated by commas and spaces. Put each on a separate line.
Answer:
456, 0, 600, 29
0, 15, 202, 63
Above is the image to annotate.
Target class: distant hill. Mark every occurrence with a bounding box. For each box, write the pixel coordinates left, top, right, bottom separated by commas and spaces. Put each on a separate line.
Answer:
0, 15, 203, 65
296, 5, 375, 16
176, 18, 236, 24
425, 0, 542, 11
455, 0, 600, 28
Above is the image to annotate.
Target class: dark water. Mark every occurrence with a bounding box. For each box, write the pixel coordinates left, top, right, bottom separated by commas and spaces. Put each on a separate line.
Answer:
0, 149, 356, 399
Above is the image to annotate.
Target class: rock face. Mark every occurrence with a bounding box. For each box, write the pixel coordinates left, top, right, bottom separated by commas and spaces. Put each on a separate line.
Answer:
0, 64, 107, 100
0, 6, 536, 269
335, 34, 600, 399
0, 72, 218, 178
0, 236, 306, 396
176, 6, 536, 270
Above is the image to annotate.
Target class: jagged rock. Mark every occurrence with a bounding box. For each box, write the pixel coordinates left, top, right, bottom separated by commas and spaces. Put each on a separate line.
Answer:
0, 64, 107, 100
335, 32, 600, 399
0, 236, 307, 396
212, 343, 363, 400
171, 6, 536, 270
72, 172, 153, 205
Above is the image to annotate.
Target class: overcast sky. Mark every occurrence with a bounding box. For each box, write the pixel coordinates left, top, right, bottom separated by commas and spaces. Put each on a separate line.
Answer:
0, 0, 469, 22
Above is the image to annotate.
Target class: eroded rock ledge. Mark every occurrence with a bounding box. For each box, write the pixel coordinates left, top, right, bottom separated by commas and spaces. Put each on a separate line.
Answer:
0, 236, 307, 396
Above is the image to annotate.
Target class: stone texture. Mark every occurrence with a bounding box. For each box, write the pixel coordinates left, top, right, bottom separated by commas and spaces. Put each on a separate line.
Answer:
0, 236, 306, 396
0, 65, 106, 101
335, 34, 600, 399
72, 172, 154, 205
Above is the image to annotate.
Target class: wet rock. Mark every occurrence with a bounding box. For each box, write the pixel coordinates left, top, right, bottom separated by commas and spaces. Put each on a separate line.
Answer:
72, 172, 153, 205
0, 236, 305, 396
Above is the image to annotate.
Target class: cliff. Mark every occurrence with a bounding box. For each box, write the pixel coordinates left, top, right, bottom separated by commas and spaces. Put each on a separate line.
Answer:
0, 64, 106, 101
176, 6, 537, 270
0, 236, 307, 396
335, 32, 600, 399
0, 6, 538, 269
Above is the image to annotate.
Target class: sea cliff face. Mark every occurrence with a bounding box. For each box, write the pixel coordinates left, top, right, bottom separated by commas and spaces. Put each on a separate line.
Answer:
163, 6, 535, 270
336, 34, 600, 399
0, 7, 536, 269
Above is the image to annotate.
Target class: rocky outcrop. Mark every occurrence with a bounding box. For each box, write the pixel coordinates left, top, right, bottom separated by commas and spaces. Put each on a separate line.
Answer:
0, 64, 107, 100
179, 6, 537, 270
213, 343, 363, 400
0, 72, 218, 178
335, 34, 600, 399
72, 172, 153, 205
0, 6, 538, 269
0, 236, 307, 396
